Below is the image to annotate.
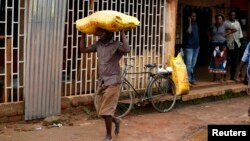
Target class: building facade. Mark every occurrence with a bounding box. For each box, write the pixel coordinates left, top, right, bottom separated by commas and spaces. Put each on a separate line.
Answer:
0, 0, 249, 121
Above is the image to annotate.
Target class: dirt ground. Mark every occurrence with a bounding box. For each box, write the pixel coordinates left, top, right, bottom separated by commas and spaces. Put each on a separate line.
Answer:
0, 96, 249, 141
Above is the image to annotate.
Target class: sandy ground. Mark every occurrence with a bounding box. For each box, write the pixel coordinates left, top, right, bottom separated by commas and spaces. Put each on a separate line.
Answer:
0, 96, 249, 141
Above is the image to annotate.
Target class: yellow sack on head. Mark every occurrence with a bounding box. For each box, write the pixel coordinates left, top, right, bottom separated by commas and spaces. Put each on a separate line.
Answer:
76, 10, 140, 35
169, 53, 190, 95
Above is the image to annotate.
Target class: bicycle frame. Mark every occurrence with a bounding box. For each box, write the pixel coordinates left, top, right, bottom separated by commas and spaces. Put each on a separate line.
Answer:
122, 65, 159, 103
121, 58, 172, 102
123, 75, 153, 101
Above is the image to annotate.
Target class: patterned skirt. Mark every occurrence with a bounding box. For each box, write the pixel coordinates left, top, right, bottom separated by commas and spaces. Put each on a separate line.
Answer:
208, 42, 227, 74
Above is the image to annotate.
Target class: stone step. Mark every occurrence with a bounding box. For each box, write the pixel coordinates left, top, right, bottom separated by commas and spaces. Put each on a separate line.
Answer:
189, 80, 238, 90
181, 83, 248, 101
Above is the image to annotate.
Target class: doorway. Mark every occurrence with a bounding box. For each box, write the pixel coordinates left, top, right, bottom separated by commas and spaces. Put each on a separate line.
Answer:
182, 6, 212, 66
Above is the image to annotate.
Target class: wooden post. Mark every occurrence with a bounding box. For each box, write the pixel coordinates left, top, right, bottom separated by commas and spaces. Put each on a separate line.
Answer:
165, 0, 178, 64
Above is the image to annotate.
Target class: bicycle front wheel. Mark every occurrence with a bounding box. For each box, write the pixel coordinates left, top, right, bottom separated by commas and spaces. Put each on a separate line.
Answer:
148, 75, 176, 113
94, 81, 133, 118
115, 81, 134, 118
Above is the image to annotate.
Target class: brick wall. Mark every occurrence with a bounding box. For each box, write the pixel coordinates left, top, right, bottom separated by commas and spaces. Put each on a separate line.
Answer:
0, 94, 94, 123
0, 102, 24, 123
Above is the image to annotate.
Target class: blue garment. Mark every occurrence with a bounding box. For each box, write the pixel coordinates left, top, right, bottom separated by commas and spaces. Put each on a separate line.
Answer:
241, 42, 250, 65
183, 22, 199, 83
184, 47, 200, 83
241, 42, 250, 82
184, 22, 199, 49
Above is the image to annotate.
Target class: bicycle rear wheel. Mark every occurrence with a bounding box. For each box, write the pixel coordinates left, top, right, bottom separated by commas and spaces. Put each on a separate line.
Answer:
94, 81, 134, 118
148, 75, 176, 112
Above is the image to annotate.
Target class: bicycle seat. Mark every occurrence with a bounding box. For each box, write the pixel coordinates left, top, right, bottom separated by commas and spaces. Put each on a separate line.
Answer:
144, 64, 157, 69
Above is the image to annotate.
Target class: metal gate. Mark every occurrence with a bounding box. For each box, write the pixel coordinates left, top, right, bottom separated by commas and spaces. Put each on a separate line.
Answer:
0, 0, 26, 103
24, 0, 67, 120
62, 0, 166, 96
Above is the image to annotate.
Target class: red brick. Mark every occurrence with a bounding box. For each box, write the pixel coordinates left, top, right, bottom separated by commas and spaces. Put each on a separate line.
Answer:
71, 94, 94, 105
17, 109, 24, 115
8, 115, 23, 122
61, 97, 70, 110
71, 99, 80, 107
0, 102, 24, 117
61, 102, 69, 110
0, 116, 8, 123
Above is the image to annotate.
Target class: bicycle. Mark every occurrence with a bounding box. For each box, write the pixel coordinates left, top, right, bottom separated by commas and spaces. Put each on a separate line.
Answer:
95, 58, 176, 118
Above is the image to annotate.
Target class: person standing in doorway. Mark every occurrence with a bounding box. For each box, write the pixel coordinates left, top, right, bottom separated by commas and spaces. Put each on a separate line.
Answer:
183, 11, 199, 85
208, 13, 236, 82
79, 29, 130, 141
225, 10, 243, 81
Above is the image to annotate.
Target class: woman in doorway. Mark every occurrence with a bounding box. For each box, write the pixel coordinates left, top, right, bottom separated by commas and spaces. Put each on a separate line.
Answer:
208, 13, 236, 82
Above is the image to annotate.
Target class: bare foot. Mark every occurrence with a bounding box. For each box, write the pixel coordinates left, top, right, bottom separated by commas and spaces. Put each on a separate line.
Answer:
103, 137, 112, 141
114, 118, 121, 135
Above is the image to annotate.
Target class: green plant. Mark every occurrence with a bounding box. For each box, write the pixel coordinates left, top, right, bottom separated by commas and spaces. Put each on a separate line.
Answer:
83, 106, 92, 115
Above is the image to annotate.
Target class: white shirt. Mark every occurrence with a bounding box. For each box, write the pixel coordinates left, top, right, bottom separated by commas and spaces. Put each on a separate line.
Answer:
225, 20, 243, 49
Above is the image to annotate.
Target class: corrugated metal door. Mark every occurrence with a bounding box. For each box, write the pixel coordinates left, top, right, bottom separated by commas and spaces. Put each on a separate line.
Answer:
24, 0, 67, 120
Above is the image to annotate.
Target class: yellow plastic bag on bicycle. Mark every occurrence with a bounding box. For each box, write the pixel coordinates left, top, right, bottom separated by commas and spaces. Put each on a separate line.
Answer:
169, 53, 190, 95
76, 10, 140, 35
